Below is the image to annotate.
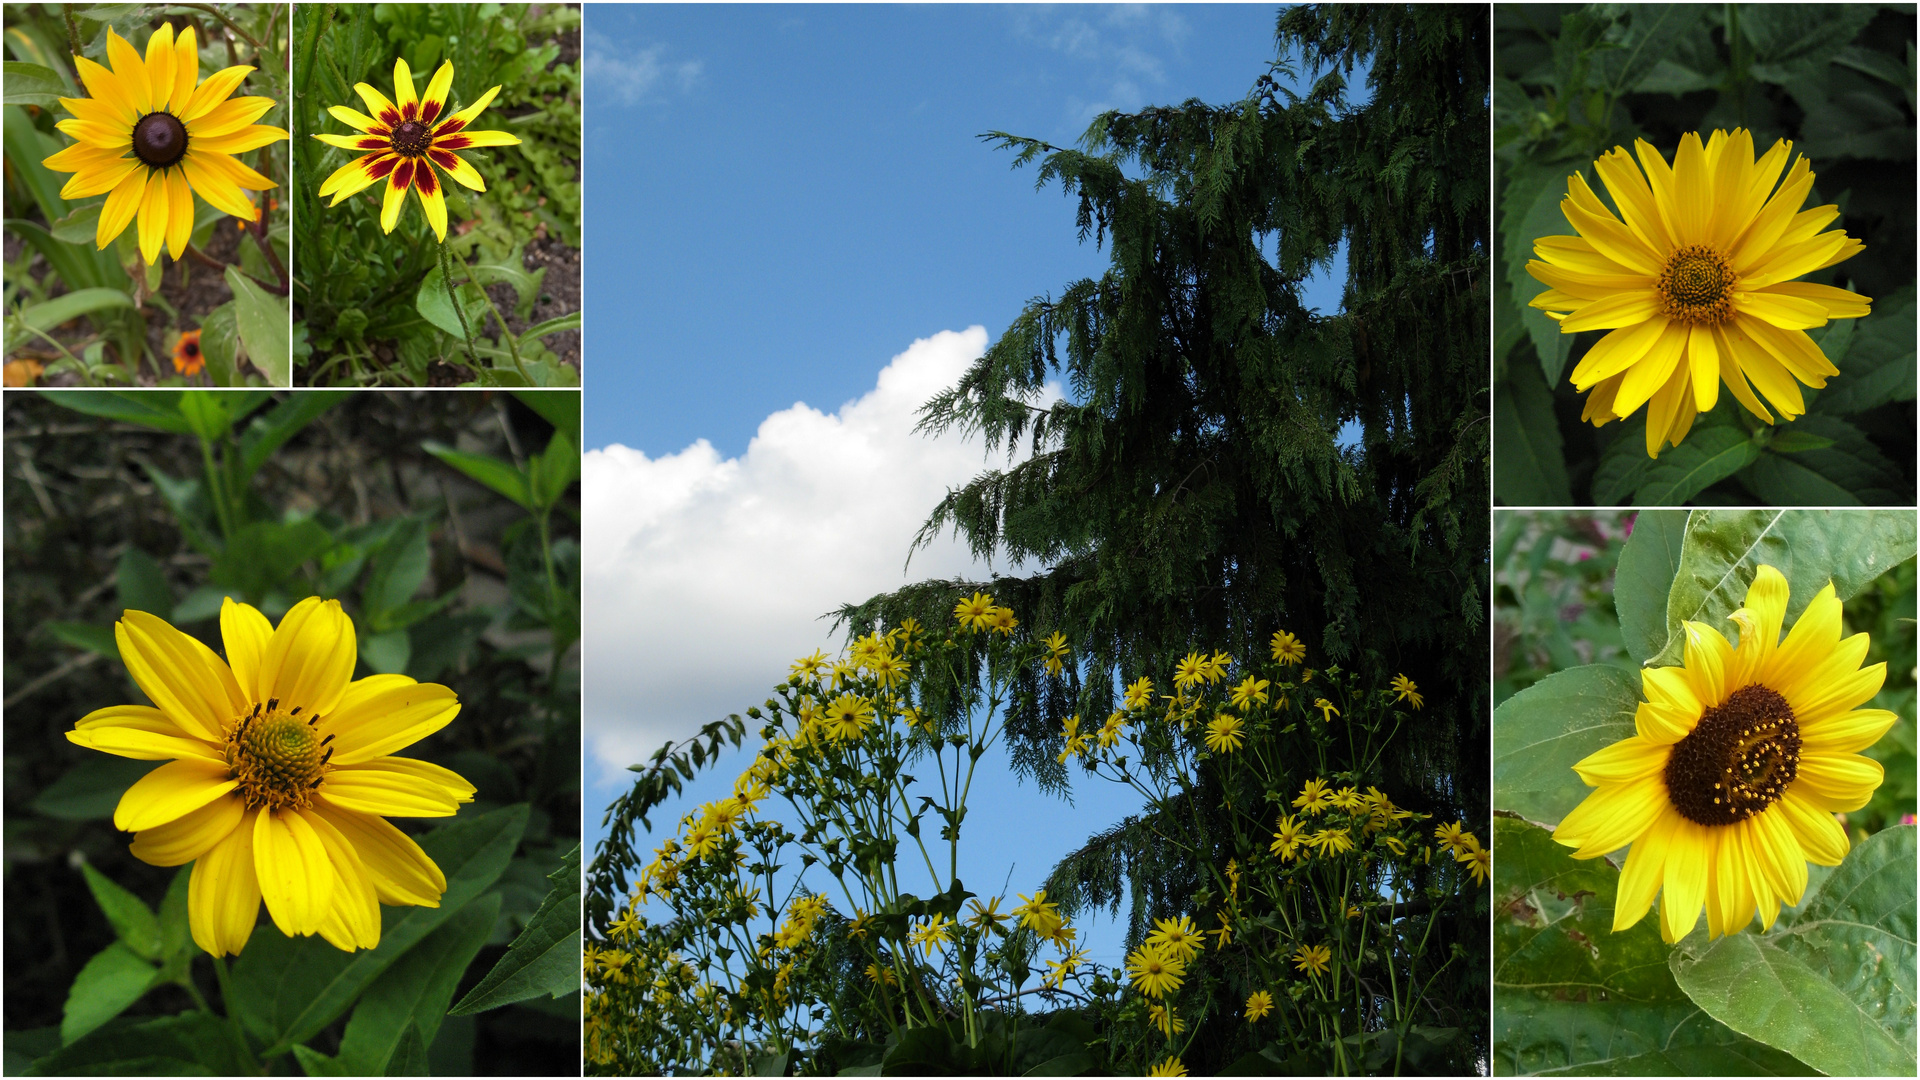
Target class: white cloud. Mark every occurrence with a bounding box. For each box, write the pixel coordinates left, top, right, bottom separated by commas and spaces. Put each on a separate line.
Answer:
1008, 5, 1191, 129
584, 28, 702, 107
583, 328, 1058, 778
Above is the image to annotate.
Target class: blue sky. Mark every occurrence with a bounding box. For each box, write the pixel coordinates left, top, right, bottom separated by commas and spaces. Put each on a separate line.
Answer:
580, 3, 1352, 978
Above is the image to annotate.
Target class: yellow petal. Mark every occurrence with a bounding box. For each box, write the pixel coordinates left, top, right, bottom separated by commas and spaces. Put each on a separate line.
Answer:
190, 808, 262, 956
253, 807, 335, 937
440, 128, 519, 149
1613, 805, 1679, 932
97, 167, 149, 249
380, 162, 410, 232
144, 23, 176, 113
1571, 734, 1667, 786
220, 597, 274, 704
1557, 290, 1661, 334
182, 149, 259, 220
302, 809, 381, 950
73, 54, 138, 126
1554, 771, 1667, 858
1776, 789, 1848, 865
186, 95, 276, 140
1760, 281, 1870, 320
314, 805, 446, 906
326, 104, 383, 133
136, 167, 168, 264
171, 25, 197, 113
1798, 708, 1898, 754
130, 793, 245, 866
416, 163, 448, 242
393, 57, 417, 113
352, 81, 402, 127
1792, 751, 1883, 811
324, 677, 460, 765
1568, 315, 1669, 391
1610, 319, 1688, 420
193, 124, 290, 155
114, 609, 245, 743
165, 167, 193, 259
1657, 821, 1710, 942
181, 65, 254, 124
113, 758, 237, 832
260, 597, 356, 718
105, 27, 151, 115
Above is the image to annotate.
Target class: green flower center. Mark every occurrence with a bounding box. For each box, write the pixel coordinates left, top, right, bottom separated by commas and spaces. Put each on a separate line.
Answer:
227, 699, 331, 810
132, 112, 187, 169
1665, 684, 1800, 826
1658, 244, 1735, 324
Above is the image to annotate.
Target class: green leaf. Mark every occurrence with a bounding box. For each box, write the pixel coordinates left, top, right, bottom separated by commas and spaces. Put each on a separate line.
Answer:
49, 200, 103, 244
511, 390, 581, 453
116, 547, 173, 618
1764, 431, 1835, 454
1614, 509, 1688, 665
43, 620, 118, 658
1669, 827, 1915, 1077
1493, 666, 1640, 827
516, 311, 580, 342
450, 844, 581, 1014
15, 287, 136, 332
1742, 415, 1907, 506
385, 1021, 432, 1076
1813, 285, 1914, 416
210, 519, 335, 601
1495, 365, 1571, 506
157, 866, 191, 959
3, 61, 67, 106
336, 893, 502, 1074
31, 756, 156, 820
422, 441, 532, 509
38, 389, 193, 433
1494, 995, 1815, 1075
239, 391, 351, 481
292, 1044, 350, 1076
416, 263, 490, 339
176, 389, 234, 443
1629, 427, 1760, 506
238, 804, 529, 1055
226, 267, 291, 386
359, 629, 412, 675
1647, 509, 1918, 667
1501, 162, 1576, 386
79, 862, 162, 960
529, 431, 579, 510
60, 942, 161, 1045
198, 302, 242, 386
26, 1011, 254, 1076
363, 516, 431, 619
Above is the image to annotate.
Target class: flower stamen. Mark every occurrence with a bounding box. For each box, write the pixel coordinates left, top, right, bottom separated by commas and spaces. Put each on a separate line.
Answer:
1657, 244, 1735, 325
227, 700, 329, 811
1664, 684, 1800, 825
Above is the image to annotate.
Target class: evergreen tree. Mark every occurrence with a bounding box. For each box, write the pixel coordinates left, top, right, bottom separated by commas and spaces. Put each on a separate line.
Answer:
839, 5, 1490, 1071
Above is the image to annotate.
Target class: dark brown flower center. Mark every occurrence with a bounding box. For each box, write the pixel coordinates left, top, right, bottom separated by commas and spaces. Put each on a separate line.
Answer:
1665, 684, 1800, 826
391, 119, 432, 156
132, 112, 187, 169
1658, 244, 1735, 324
226, 699, 331, 811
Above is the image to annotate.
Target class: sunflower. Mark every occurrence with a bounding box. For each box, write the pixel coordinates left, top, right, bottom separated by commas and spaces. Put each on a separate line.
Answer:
42, 24, 287, 265
315, 58, 520, 242
1527, 130, 1870, 457
1553, 564, 1891, 942
171, 328, 204, 376
67, 598, 472, 956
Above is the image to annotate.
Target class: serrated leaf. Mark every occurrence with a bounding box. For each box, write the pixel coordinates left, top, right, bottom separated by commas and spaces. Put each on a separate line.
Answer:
1493, 667, 1641, 828
79, 862, 162, 960
27, 1011, 253, 1076
60, 942, 161, 1045
1648, 509, 1917, 667
1614, 509, 1688, 665
1669, 828, 1914, 1076
1630, 426, 1760, 506
336, 894, 502, 1074
450, 844, 581, 1014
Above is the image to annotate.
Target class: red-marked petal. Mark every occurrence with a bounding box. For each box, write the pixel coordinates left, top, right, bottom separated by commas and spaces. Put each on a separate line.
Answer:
378, 108, 402, 127
367, 155, 399, 181
401, 100, 418, 121
433, 117, 467, 137
392, 160, 415, 191
420, 100, 441, 124
356, 137, 389, 151
428, 148, 459, 171
415, 162, 439, 196
435, 134, 471, 151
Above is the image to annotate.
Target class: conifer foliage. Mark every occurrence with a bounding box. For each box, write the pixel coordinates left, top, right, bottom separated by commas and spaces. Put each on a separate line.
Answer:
839, 4, 1491, 1070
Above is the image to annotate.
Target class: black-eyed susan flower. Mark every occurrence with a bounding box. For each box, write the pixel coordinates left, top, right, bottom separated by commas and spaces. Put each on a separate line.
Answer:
68, 598, 473, 956
314, 58, 520, 242
171, 328, 204, 376
42, 24, 287, 265
1293, 941, 1332, 977
1527, 130, 1871, 457
1554, 564, 1891, 942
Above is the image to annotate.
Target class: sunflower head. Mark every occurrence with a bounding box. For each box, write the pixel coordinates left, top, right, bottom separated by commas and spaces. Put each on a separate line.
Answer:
1527, 129, 1871, 457
41, 24, 287, 265
315, 58, 522, 242
1553, 564, 1892, 942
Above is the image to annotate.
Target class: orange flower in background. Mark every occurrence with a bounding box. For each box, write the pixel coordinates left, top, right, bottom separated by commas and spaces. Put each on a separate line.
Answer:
172, 328, 204, 376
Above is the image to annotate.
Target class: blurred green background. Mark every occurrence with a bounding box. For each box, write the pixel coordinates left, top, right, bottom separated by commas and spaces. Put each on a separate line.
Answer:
1494, 4, 1916, 506
3, 389, 579, 1074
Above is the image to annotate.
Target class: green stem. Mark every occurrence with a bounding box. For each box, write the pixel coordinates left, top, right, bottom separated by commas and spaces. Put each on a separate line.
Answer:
472, 275, 528, 381
436, 242, 480, 370
209, 954, 263, 1073
62, 4, 81, 55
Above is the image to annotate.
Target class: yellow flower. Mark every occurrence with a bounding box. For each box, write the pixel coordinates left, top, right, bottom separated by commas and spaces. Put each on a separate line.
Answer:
953, 591, 995, 630
1434, 819, 1468, 854
1042, 631, 1070, 676
1146, 1057, 1188, 1077
1458, 842, 1491, 887
1207, 650, 1233, 683
1527, 130, 1870, 457
865, 962, 897, 987
847, 910, 873, 940
314, 58, 520, 241
1245, 989, 1274, 1022
1270, 629, 1306, 665
1330, 785, 1364, 812
1390, 673, 1424, 710
988, 605, 1020, 635
1269, 813, 1307, 860
1230, 675, 1271, 709
1097, 710, 1129, 749
1173, 651, 1208, 690
699, 797, 743, 835
684, 817, 721, 860
1314, 697, 1340, 722
967, 895, 1011, 935
41, 25, 288, 265
1293, 777, 1333, 815
821, 693, 876, 743
909, 912, 954, 957
1124, 943, 1185, 998
1293, 941, 1332, 977
790, 649, 829, 680
1553, 564, 1890, 941
1309, 827, 1354, 856
67, 598, 472, 956
1123, 676, 1155, 711
1203, 713, 1245, 754
1209, 911, 1233, 950
1014, 889, 1062, 937
1043, 947, 1086, 990
1148, 1001, 1185, 1037
1146, 914, 1203, 965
